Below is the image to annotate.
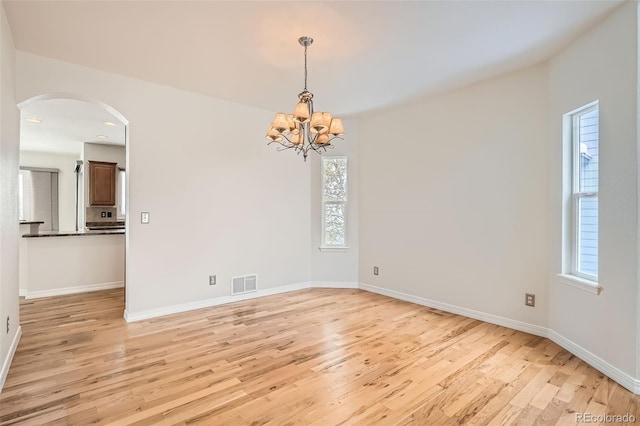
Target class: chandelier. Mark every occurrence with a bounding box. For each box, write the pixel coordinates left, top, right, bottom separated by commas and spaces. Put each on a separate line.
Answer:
266, 36, 345, 161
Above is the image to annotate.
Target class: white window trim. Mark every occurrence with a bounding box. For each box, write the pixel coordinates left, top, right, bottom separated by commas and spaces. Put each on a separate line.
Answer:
557, 274, 602, 295
319, 246, 349, 252
562, 100, 599, 287
320, 156, 348, 250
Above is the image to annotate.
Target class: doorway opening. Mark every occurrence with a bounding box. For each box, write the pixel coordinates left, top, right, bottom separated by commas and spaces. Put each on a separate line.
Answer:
17, 93, 129, 317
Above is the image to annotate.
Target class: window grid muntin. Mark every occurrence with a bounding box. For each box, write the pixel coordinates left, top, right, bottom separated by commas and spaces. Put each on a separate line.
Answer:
321, 156, 348, 247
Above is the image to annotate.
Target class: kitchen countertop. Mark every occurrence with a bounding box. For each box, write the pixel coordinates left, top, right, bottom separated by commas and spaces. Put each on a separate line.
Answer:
20, 220, 46, 234
85, 221, 125, 227
22, 229, 125, 238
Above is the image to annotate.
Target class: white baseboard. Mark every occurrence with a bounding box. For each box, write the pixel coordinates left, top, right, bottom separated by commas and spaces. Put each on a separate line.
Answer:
23, 281, 124, 300
358, 283, 548, 337
19, 289, 27, 297
124, 281, 363, 322
0, 326, 22, 393
359, 282, 640, 395
125, 282, 312, 322
548, 330, 640, 394
312, 281, 359, 289
121, 279, 640, 395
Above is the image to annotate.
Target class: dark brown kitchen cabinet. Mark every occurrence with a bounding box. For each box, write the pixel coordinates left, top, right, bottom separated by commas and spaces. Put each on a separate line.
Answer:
89, 161, 116, 206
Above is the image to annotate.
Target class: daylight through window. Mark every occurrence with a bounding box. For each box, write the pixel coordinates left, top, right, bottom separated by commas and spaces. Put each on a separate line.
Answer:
118, 168, 126, 219
321, 157, 348, 247
566, 102, 599, 281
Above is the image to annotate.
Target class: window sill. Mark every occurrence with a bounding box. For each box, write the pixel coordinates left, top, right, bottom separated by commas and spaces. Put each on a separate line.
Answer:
557, 274, 602, 295
319, 246, 349, 252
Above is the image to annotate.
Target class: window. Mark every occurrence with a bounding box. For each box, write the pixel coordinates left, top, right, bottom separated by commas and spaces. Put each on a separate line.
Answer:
565, 102, 599, 281
321, 156, 348, 248
18, 172, 24, 221
117, 168, 126, 219
18, 167, 59, 231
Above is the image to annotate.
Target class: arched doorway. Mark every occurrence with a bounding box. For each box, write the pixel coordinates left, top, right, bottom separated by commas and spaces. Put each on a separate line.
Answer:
17, 93, 130, 317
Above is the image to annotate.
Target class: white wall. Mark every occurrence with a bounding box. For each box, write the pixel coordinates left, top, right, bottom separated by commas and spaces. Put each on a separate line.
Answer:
83, 142, 124, 168
16, 52, 312, 317
309, 119, 359, 286
548, 1, 638, 378
637, 0, 640, 387
359, 64, 551, 328
20, 150, 79, 231
22, 234, 124, 297
0, 2, 20, 390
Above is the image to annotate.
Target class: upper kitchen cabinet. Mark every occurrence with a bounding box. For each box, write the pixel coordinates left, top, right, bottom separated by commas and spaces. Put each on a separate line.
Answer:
89, 161, 116, 206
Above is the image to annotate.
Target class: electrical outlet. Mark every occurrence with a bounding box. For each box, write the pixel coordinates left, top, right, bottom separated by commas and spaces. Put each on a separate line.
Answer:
141, 212, 150, 224
525, 293, 535, 307
107, 212, 112, 218
374, 266, 379, 276
209, 275, 216, 286
101, 211, 107, 218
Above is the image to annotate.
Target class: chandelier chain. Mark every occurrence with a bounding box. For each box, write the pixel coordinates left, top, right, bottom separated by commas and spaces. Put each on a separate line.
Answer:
304, 44, 308, 91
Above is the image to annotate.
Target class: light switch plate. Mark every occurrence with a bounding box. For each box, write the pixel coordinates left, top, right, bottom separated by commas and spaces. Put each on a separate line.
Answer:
141, 212, 150, 224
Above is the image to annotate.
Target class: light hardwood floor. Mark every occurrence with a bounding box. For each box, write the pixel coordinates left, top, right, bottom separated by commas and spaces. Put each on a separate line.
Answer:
1, 288, 638, 425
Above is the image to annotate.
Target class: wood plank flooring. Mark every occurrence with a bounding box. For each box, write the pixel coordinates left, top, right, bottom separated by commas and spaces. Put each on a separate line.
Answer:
1, 288, 638, 425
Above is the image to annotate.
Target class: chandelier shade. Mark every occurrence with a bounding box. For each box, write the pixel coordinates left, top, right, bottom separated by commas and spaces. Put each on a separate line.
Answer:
293, 102, 311, 123
271, 113, 289, 134
329, 118, 344, 136
310, 112, 329, 134
265, 36, 344, 161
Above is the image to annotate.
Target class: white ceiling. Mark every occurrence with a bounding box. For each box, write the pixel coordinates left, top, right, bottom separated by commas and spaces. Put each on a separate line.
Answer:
5, 0, 623, 153
20, 98, 126, 155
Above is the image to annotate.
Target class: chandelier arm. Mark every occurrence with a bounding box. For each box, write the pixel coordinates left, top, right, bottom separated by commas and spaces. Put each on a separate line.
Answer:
308, 142, 326, 154
309, 136, 340, 152
276, 136, 300, 151
312, 136, 342, 146
268, 137, 299, 150
267, 139, 292, 148
269, 141, 292, 150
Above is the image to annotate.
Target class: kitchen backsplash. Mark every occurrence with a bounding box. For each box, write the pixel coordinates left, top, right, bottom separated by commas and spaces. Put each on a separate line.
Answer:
86, 206, 119, 223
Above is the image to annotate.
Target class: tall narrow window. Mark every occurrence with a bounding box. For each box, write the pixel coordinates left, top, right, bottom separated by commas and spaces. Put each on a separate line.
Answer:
321, 156, 348, 248
567, 102, 599, 281
18, 172, 24, 221
118, 168, 126, 219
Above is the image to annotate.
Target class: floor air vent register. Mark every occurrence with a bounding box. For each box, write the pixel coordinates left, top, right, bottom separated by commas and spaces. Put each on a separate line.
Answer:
231, 274, 257, 295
